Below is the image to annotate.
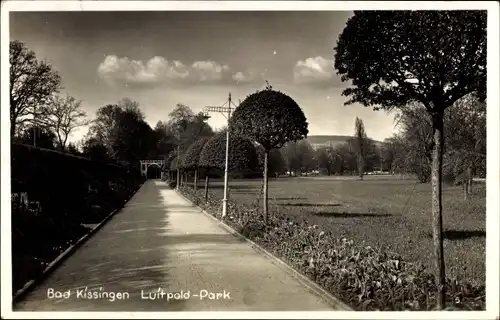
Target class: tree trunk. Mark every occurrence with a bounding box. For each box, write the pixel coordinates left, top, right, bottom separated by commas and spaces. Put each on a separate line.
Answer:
467, 167, 473, 194
11, 121, 16, 138
204, 175, 209, 203
194, 170, 198, 190
176, 168, 180, 189
464, 181, 468, 200
431, 110, 446, 309
263, 150, 269, 225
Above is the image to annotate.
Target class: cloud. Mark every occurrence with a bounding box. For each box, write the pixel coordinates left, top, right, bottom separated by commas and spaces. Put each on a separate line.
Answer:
293, 56, 336, 85
97, 55, 230, 87
231, 70, 265, 84
191, 60, 230, 82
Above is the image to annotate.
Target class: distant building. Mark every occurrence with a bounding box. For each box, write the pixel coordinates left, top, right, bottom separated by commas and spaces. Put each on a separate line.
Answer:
305, 135, 384, 151
305, 135, 353, 150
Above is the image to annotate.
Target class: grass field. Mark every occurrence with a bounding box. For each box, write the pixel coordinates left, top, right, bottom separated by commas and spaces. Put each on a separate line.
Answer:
200, 175, 486, 286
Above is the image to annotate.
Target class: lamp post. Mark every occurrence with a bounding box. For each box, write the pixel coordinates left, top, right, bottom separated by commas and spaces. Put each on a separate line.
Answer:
176, 145, 181, 190
203, 92, 236, 219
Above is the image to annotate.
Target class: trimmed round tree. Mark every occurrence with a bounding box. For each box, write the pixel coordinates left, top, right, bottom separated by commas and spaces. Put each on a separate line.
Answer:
199, 131, 259, 203
182, 137, 210, 190
229, 88, 308, 223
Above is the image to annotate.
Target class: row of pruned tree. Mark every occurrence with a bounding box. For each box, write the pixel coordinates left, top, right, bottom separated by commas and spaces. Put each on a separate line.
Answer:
167, 132, 259, 200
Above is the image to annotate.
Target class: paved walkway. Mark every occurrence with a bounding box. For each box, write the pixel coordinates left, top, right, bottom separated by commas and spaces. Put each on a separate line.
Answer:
14, 180, 339, 311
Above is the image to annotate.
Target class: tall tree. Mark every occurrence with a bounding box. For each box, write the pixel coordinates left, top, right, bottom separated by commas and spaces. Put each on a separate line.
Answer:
87, 99, 155, 166
336, 142, 357, 175
109, 108, 155, 166
354, 117, 367, 180
230, 87, 308, 223
297, 140, 316, 175
153, 121, 176, 160
381, 136, 405, 174
394, 103, 435, 182
88, 104, 122, 150
316, 146, 340, 175
39, 94, 90, 152
168, 103, 213, 151
442, 92, 486, 197
280, 141, 300, 176
9, 40, 61, 138
334, 11, 486, 309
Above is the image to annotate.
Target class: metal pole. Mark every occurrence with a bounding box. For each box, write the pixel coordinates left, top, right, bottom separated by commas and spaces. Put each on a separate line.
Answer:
222, 93, 231, 219
33, 107, 37, 147
176, 146, 180, 190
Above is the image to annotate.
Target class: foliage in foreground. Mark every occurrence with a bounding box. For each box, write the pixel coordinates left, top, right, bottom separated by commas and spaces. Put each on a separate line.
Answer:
178, 186, 485, 311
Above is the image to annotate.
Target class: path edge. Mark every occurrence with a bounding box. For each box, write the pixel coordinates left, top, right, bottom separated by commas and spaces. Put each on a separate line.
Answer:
12, 182, 145, 305
174, 189, 354, 312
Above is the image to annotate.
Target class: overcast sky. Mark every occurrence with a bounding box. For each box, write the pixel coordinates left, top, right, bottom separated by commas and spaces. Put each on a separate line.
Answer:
10, 11, 398, 143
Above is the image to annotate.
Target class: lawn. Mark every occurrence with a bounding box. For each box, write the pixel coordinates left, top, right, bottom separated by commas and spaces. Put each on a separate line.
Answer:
199, 175, 486, 286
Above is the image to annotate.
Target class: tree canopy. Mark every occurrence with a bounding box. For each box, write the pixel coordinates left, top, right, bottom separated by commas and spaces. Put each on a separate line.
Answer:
168, 103, 214, 152
229, 89, 309, 151
182, 137, 211, 170
86, 100, 157, 167
354, 117, 367, 179
38, 94, 90, 152
198, 132, 259, 172
334, 11, 486, 112
10, 40, 61, 137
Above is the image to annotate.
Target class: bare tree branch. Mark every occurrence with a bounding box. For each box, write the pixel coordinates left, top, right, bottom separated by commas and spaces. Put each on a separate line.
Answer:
38, 93, 90, 152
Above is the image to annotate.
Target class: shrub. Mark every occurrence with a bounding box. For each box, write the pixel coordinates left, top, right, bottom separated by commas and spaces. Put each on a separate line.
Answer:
178, 186, 485, 311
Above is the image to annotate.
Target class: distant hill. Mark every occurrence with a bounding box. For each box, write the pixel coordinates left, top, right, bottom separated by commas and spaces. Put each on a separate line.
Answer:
305, 135, 384, 149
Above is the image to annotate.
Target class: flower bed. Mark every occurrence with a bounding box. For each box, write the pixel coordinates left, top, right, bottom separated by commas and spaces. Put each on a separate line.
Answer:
178, 185, 485, 311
